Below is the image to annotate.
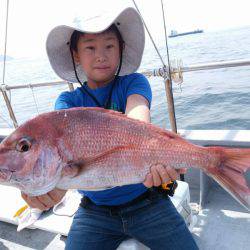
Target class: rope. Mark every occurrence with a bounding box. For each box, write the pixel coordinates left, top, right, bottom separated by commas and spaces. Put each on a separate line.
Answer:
2, 0, 9, 85
29, 84, 39, 114
2, 0, 12, 104
0, 113, 12, 127
132, 0, 166, 69
160, 0, 172, 82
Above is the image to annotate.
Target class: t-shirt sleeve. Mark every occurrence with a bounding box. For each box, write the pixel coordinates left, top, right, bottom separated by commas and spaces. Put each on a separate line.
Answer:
126, 73, 152, 108
54, 91, 75, 110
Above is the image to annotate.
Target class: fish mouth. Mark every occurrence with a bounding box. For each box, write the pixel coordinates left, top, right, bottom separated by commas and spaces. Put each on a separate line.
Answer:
0, 169, 13, 182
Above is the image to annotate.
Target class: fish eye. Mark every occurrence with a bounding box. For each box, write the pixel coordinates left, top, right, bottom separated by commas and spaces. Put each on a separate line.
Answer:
16, 138, 31, 152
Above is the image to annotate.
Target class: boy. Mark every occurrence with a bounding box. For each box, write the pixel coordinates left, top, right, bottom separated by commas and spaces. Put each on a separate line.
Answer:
22, 7, 198, 250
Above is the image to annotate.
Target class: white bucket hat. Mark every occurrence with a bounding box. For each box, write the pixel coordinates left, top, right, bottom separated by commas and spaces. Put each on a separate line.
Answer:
46, 7, 145, 83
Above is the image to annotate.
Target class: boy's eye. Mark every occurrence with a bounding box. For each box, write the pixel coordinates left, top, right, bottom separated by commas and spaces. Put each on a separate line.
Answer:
85, 46, 95, 50
107, 44, 114, 49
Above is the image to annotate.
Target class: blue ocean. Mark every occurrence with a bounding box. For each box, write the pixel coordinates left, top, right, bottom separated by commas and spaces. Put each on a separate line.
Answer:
0, 26, 250, 129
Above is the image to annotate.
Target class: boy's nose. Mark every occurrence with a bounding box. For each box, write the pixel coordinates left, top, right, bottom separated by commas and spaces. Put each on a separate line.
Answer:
95, 49, 107, 62
96, 56, 106, 63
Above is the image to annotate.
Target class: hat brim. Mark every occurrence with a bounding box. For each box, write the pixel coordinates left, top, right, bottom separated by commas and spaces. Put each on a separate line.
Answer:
46, 7, 145, 83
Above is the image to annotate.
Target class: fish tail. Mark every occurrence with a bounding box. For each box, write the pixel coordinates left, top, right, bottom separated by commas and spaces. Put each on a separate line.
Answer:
208, 147, 250, 211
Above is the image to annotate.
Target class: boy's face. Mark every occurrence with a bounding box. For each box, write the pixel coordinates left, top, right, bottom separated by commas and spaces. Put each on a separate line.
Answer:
73, 32, 120, 87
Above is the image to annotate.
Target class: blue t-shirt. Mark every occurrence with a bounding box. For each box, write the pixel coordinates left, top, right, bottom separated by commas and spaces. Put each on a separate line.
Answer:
55, 73, 152, 205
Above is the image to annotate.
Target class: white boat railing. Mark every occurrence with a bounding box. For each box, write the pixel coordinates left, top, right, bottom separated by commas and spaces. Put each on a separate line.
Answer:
141, 58, 250, 83
1, 58, 250, 128
1, 58, 250, 91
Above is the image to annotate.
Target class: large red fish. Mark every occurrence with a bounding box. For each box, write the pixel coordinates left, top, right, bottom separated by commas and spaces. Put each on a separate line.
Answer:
0, 107, 249, 210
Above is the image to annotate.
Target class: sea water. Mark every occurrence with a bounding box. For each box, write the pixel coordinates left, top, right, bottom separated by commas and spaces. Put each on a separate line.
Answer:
0, 26, 250, 130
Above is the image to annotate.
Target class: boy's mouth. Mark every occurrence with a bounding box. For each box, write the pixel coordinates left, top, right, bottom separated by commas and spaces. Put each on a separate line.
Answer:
94, 66, 110, 70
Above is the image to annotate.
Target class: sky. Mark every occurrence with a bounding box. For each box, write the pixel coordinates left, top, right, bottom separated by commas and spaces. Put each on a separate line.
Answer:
0, 0, 250, 58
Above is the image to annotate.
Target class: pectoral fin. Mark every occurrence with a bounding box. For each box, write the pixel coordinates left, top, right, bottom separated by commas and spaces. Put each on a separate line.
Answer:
62, 144, 135, 178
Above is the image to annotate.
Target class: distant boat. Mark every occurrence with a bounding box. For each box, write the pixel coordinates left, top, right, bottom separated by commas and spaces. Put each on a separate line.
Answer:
169, 29, 204, 38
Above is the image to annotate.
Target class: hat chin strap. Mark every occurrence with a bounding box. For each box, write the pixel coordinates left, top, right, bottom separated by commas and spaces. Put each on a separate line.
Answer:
69, 48, 83, 85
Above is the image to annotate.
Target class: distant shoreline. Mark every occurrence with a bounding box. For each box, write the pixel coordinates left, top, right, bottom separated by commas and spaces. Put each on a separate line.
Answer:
0, 55, 13, 61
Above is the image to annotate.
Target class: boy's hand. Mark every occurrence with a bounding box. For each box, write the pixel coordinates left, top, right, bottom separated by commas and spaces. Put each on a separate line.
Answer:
143, 164, 187, 188
21, 188, 67, 211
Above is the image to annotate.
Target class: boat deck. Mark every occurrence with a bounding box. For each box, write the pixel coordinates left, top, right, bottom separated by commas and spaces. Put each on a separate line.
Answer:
193, 185, 250, 250
0, 185, 249, 250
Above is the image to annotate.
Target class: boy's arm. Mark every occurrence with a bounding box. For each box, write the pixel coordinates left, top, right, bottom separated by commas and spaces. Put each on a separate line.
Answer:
125, 94, 184, 188
125, 94, 151, 122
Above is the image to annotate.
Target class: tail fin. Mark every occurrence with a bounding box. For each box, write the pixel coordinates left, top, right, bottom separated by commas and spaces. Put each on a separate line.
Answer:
208, 147, 250, 211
